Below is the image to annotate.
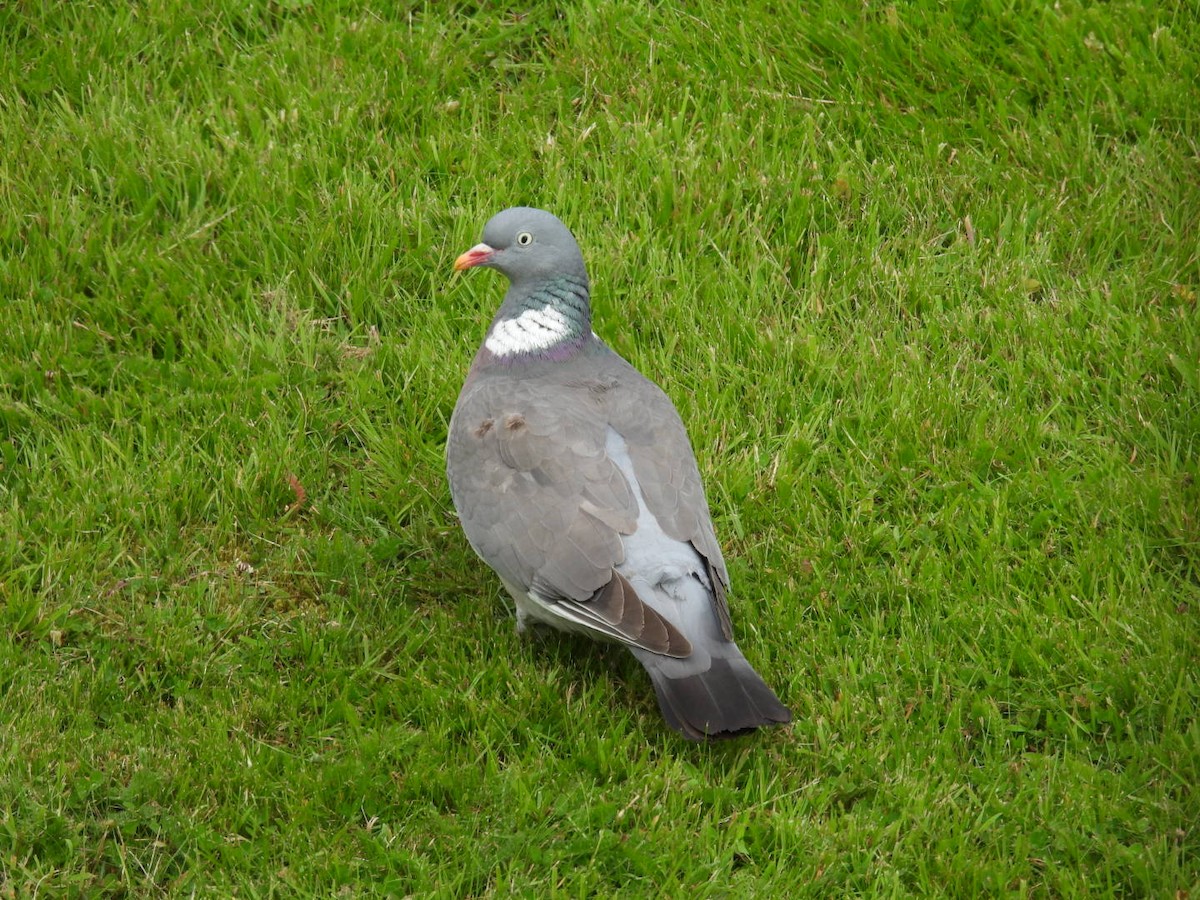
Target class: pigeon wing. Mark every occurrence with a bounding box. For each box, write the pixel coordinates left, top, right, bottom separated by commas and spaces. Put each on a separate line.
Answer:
447, 375, 691, 656
601, 353, 736, 641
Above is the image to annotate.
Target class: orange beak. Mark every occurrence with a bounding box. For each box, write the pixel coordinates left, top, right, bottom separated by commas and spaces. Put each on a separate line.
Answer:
454, 242, 495, 271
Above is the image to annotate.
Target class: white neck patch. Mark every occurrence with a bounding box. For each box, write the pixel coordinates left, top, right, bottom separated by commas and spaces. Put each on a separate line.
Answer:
485, 304, 572, 356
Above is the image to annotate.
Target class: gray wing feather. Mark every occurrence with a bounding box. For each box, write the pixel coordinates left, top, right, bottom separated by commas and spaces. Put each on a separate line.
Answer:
448, 377, 636, 603
604, 358, 735, 640
447, 348, 734, 650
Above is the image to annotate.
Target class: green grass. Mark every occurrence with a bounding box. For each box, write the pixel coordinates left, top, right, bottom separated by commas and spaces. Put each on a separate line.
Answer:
1, 0, 1198, 894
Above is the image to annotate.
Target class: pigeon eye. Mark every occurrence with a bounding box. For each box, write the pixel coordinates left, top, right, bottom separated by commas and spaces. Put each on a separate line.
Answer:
516, 232, 533, 246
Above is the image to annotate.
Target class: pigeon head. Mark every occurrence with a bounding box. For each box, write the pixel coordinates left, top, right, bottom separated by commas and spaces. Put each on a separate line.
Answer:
455, 208, 593, 359
454, 207, 588, 289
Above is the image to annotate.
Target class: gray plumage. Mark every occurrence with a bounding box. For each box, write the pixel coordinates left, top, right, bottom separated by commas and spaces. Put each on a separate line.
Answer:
447, 207, 791, 740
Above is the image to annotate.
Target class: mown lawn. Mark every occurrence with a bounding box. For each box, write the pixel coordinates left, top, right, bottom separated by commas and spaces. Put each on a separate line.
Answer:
1, 0, 1198, 895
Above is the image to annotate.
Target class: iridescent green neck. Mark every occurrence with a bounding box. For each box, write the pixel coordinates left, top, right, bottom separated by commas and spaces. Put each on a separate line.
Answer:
484, 275, 591, 358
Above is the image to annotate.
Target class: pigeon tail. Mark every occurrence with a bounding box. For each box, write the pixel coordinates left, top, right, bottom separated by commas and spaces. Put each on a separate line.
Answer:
637, 650, 792, 742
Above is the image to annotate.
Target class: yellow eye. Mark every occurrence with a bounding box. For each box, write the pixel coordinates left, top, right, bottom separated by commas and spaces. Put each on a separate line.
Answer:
516, 232, 533, 246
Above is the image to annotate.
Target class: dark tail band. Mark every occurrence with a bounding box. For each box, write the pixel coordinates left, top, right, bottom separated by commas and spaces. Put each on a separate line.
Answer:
643, 654, 792, 741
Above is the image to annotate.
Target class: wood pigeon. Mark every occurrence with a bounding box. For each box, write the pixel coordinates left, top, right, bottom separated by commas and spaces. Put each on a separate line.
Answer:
447, 207, 791, 741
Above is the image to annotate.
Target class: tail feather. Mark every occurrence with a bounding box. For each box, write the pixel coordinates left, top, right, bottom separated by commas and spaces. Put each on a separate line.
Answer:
640, 652, 791, 741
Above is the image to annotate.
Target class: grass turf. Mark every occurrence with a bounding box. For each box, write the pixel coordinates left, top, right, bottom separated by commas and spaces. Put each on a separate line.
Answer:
1, 0, 1198, 895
